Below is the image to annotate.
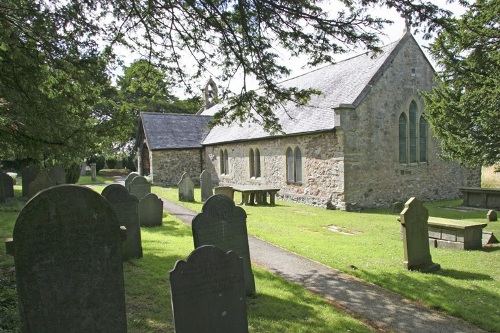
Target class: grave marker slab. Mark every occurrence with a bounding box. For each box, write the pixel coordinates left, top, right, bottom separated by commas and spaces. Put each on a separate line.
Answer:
192, 194, 255, 295
48, 166, 66, 185
0, 172, 14, 198
178, 172, 195, 202
28, 171, 55, 199
21, 165, 39, 197
90, 163, 97, 181
9, 185, 127, 332
200, 170, 214, 202
0, 177, 5, 203
400, 197, 440, 272
124, 172, 139, 191
139, 193, 163, 227
170, 245, 248, 333
129, 176, 151, 200
102, 184, 143, 259
487, 210, 497, 222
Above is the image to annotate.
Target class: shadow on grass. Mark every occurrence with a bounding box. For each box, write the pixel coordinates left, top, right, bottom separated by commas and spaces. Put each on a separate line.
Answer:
435, 268, 493, 281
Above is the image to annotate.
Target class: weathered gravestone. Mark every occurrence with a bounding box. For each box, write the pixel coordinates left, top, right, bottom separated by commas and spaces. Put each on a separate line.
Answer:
178, 172, 195, 202
0, 177, 5, 203
90, 163, 97, 181
0, 172, 14, 198
129, 176, 151, 200
102, 184, 143, 259
80, 162, 88, 176
392, 201, 404, 214
192, 194, 256, 295
6, 185, 127, 332
124, 172, 139, 191
48, 166, 66, 185
200, 170, 214, 202
399, 197, 440, 272
170, 245, 248, 333
139, 193, 163, 227
487, 210, 497, 222
21, 165, 39, 197
28, 171, 55, 199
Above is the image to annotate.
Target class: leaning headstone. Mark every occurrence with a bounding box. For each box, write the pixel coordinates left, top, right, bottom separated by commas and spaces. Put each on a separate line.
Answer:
48, 166, 66, 185
21, 165, 39, 197
124, 172, 139, 191
192, 194, 256, 295
200, 170, 214, 202
178, 172, 195, 202
90, 163, 97, 181
170, 245, 248, 333
28, 171, 55, 199
487, 210, 497, 222
139, 193, 163, 227
0, 172, 14, 198
399, 197, 440, 272
102, 184, 142, 259
7, 185, 127, 332
129, 176, 151, 200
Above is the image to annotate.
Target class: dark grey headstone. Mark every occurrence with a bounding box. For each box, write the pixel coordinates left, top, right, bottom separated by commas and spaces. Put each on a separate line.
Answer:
392, 201, 404, 214
124, 172, 139, 191
11, 185, 127, 332
139, 193, 163, 227
170, 245, 248, 333
200, 170, 214, 202
400, 197, 440, 272
192, 194, 255, 295
28, 171, 55, 199
0, 177, 5, 203
178, 172, 194, 202
21, 165, 39, 197
102, 184, 142, 259
0, 173, 14, 198
48, 166, 66, 185
129, 176, 151, 200
90, 163, 97, 181
487, 210, 497, 222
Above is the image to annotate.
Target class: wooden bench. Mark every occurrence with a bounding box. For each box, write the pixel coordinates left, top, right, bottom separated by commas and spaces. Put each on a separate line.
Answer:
460, 187, 500, 209
427, 217, 487, 250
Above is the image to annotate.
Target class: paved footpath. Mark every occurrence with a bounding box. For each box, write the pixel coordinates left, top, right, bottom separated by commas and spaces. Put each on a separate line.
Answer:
160, 197, 487, 333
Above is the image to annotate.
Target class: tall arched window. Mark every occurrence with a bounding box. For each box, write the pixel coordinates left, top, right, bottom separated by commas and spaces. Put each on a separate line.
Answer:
286, 148, 294, 183
249, 148, 255, 178
294, 147, 302, 183
224, 149, 229, 174
255, 148, 261, 178
409, 101, 418, 163
286, 147, 302, 184
220, 149, 225, 174
399, 113, 408, 164
419, 116, 428, 163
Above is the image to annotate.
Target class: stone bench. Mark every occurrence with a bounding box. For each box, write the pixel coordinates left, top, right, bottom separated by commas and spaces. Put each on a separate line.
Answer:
460, 187, 500, 209
427, 217, 487, 250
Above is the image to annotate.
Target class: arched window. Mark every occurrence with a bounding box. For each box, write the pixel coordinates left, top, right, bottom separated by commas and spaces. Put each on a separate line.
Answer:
286, 148, 294, 183
419, 116, 428, 163
255, 148, 261, 178
249, 148, 255, 178
286, 147, 302, 184
409, 101, 418, 163
399, 113, 408, 164
294, 147, 302, 183
224, 149, 229, 174
220, 149, 225, 174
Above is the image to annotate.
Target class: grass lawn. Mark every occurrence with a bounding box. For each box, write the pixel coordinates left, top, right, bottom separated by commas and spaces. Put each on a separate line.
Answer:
153, 186, 500, 332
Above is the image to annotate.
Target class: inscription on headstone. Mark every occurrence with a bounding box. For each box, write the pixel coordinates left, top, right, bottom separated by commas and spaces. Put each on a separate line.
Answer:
192, 194, 255, 295
399, 197, 440, 272
21, 165, 39, 197
170, 245, 248, 333
200, 170, 214, 202
9, 185, 127, 332
0, 172, 14, 198
28, 171, 55, 199
487, 210, 497, 222
178, 172, 195, 202
139, 193, 163, 227
124, 172, 139, 192
48, 166, 66, 185
129, 176, 151, 200
102, 184, 143, 259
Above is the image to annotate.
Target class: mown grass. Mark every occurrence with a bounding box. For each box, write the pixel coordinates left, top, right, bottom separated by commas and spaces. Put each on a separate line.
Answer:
154, 186, 500, 332
0, 185, 374, 333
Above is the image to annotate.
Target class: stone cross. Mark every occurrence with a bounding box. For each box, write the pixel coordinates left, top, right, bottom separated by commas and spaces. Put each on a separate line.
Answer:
200, 170, 214, 202
6, 185, 127, 332
399, 197, 440, 272
170, 245, 248, 333
192, 194, 256, 295
178, 172, 195, 202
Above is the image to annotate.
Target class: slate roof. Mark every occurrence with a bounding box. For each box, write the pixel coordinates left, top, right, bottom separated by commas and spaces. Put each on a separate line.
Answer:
139, 113, 212, 150
201, 33, 414, 145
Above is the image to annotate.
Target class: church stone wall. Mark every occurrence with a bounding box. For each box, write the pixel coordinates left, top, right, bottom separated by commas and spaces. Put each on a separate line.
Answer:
150, 149, 203, 186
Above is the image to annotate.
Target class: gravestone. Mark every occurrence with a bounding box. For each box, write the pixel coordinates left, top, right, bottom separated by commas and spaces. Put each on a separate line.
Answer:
21, 165, 39, 197
28, 171, 55, 199
214, 186, 235, 201
170, 245, 248, 333
102, 184, 143, 259
200, 170, 214, 202
192, 194, 256, 295
487, 210, 497, 222
8, 185, 127, 332
139, 193, 163, 227
178, 172, 195, 202
80, 162, 87, 176
392, 201, 404, 214
129, 176, 151, 200
90, 163, 97, 181
124, 172, 139, 191
48, 166, 66, 185
399, 197, 440, 272
0, 177, 5, 203
0, 172, 14, 198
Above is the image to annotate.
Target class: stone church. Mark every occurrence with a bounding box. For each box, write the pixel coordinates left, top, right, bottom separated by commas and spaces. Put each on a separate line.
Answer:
136, 31, 480, 210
